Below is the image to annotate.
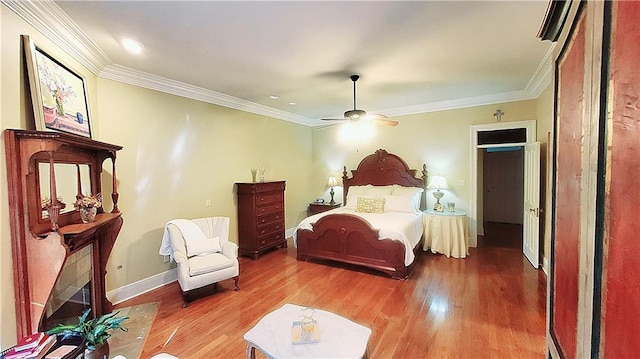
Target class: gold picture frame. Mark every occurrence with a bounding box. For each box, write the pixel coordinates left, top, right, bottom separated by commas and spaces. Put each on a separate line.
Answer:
23, 35, 92, 138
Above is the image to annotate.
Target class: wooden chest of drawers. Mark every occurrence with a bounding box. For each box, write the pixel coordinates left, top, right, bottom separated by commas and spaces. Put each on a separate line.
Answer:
236, 181, 286, 260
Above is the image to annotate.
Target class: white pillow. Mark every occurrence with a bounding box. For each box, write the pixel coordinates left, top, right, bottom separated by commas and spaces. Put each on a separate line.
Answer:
186, 236, 222, 257
392, 186, 424, 211
348, 185, 370, 196
392, 185, 424, 196
384, 194, 419, 213
367, 185, 394, 196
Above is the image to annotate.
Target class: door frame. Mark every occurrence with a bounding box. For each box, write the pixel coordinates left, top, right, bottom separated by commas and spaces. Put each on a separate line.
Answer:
469, 120, 536, 247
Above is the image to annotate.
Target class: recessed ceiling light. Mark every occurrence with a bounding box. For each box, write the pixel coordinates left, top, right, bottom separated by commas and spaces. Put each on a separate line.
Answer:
270, 95, 279, 100
121, 38, 143, 55
289, 102, 296, 106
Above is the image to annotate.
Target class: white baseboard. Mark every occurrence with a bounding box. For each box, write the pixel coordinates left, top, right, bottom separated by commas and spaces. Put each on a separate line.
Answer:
109, 230, 298, 305
107, 268, 177, 305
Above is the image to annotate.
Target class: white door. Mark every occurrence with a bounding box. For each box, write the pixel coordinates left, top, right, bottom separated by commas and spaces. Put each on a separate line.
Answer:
523, 142, 541, 268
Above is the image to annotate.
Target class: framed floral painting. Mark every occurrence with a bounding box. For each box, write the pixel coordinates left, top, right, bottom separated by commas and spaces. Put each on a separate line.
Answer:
22, 35, 92, 138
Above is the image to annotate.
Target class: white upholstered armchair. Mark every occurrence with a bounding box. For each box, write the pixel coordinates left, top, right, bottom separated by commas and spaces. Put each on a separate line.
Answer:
161, 217, 239, 307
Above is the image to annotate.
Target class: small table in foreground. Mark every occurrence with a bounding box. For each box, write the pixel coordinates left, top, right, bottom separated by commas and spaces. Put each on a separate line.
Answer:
243, 303, 372, 359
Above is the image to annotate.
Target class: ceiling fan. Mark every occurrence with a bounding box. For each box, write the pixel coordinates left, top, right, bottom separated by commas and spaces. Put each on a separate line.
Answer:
321, 75, 398, 127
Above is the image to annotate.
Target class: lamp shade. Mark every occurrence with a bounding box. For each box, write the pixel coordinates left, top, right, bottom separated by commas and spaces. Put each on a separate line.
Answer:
427, 175, 449, 190
327, 176, 338, 187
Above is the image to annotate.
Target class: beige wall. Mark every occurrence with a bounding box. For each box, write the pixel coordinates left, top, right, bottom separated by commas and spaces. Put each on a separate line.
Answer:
0, 6, 312, 348
94, 78, 312, 288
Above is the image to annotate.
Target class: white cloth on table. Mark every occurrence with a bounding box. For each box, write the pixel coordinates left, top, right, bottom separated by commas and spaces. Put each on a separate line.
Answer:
292, 208, 423, 266
243, 303, 371, 359
422, 210, 469, 258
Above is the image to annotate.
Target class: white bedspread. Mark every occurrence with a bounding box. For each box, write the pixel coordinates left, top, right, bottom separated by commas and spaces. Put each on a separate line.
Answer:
292, 208, 423, 266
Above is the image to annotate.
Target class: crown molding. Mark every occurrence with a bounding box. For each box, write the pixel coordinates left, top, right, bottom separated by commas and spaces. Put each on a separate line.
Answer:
6, 0, 553, 127
526, 44, 556, 98
2, 0, 111, 74
99, 64, 315, 126
373, 89, 538, 119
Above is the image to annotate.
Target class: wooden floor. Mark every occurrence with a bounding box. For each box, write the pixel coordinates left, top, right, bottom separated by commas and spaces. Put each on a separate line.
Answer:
117, 222, 546, 358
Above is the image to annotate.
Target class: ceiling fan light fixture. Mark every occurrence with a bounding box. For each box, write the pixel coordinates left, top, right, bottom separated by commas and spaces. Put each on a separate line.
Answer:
345, 109, 366, 120
321, 74, 398, 127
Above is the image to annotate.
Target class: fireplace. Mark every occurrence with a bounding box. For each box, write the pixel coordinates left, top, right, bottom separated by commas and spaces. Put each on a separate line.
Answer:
4, 129, 123, 338
42, 245, 93, 331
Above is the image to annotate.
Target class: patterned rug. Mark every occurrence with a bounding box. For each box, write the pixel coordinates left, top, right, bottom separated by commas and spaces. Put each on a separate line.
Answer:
108, 302, 159, 359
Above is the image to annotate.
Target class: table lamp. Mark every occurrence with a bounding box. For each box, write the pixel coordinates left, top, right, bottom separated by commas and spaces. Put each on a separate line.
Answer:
327, 176, 338, 204
427, 175, 449, 211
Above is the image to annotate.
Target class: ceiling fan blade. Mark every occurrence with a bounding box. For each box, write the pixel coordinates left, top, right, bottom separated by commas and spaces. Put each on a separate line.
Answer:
374, 118, 399, 127
362, 113, 398, 126
365, 113, 388, 120
321, 118, 347, 122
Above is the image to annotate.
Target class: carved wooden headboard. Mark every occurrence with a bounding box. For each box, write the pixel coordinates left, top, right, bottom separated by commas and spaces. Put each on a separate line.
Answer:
342, 149, 427, 209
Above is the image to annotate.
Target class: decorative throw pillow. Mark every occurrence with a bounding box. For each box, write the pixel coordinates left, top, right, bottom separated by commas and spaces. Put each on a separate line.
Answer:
186, 236, 222, 257
355, 197, 386, 213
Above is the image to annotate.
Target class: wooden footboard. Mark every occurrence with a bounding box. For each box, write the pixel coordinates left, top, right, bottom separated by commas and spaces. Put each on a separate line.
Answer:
296, 214, 413, 279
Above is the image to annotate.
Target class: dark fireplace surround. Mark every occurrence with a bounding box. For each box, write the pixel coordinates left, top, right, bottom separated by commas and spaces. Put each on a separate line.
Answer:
4, 129, 123, 338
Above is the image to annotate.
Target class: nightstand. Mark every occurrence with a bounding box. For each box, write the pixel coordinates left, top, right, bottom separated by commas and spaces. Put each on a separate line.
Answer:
422, 209, 469, 258
308, 202, 341, 216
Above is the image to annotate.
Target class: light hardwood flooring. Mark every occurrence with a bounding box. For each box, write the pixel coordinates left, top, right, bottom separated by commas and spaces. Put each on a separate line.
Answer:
117, 223, 546, 358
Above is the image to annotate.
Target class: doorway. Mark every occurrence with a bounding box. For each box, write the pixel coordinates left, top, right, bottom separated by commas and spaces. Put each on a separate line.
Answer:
482, 147, 524, 248
469, 120, 537, 254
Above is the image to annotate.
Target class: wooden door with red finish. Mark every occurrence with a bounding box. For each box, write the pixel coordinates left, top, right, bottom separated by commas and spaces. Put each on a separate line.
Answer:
600, 1, 640, 357
541, 1, 640, 357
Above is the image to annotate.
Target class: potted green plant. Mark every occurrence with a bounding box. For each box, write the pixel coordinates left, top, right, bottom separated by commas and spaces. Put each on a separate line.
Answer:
47, 308, 128, 359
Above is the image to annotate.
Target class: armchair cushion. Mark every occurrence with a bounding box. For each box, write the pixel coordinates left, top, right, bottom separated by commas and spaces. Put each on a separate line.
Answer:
188, 253, 235, 276
187, 236, 222, 257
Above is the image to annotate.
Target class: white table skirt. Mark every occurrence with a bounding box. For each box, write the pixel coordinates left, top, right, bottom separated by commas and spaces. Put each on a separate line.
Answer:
422, 210, 469, 258
243, 303, 371, 359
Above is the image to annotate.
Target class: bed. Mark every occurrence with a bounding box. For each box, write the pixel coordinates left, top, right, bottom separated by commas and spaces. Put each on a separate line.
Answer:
294, 149, 427, 279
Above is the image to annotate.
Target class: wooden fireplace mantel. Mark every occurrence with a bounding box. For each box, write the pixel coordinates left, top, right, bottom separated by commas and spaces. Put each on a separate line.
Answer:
4, 129, 123, 338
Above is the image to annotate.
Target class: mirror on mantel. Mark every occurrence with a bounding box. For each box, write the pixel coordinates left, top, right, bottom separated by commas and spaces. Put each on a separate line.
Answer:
38, 163, 92, 217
